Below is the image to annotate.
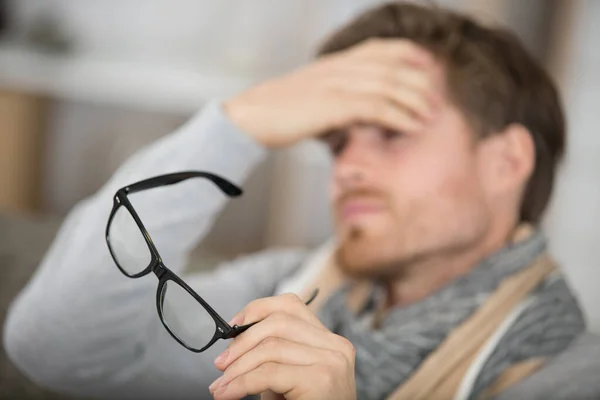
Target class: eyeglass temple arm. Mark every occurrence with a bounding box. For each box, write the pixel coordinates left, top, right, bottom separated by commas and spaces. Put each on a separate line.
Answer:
226, 288, 320, 339
122, 171, 243, 196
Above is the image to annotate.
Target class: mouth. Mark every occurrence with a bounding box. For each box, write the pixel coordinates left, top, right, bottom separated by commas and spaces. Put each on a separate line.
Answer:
339, 200, 384, 222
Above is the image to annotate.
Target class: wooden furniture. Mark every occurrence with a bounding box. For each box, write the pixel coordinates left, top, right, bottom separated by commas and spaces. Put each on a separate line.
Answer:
0, 90, 46, 213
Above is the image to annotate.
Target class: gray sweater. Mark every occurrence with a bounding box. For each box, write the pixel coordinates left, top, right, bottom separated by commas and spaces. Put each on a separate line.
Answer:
4, 102, 307, 399
4, 102, 600, 400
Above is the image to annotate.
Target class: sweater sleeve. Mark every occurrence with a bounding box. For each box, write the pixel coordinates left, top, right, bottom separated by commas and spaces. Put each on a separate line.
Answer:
3, 101, 308, 399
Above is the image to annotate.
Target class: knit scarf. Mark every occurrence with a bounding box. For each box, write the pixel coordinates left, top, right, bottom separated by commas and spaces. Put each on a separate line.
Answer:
298, 228, 585, 400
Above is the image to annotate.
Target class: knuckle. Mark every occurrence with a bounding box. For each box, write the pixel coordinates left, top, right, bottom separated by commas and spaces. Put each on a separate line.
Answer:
351, 38, 382, 55
235, 369, 250, 388
260, 335, 282, 348
267, 311, 290, 326
338, 336, 356, 359
235, 363, 275, 390
258, 361, 278, 376
280, 292, 303, 306
331, 350, 348, 368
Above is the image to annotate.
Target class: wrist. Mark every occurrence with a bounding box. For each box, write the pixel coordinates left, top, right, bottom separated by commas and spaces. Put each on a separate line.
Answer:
223, 98, 270, 147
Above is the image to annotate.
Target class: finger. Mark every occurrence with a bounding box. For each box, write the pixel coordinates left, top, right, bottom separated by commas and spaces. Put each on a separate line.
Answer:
216, 338, 330, 391
326, 76, 436, 121
349, 38, 435, 66
216, 312, 337, 370
211, 362, 310, 400
229, 292, 323, 330
334, 93, 428, 134
332, 61, 442, 105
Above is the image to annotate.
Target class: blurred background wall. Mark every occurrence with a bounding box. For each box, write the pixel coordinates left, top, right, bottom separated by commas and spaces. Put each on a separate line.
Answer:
0, 0, 598, 331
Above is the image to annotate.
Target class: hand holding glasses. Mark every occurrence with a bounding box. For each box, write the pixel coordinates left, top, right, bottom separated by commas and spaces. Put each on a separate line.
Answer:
105, 171, 318, 352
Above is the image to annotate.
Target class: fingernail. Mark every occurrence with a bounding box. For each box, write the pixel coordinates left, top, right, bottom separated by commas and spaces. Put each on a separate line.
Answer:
228, 313, 244, 326
214, 383, 229, 396
209, 376, 222, 393
214, 349, 229, 365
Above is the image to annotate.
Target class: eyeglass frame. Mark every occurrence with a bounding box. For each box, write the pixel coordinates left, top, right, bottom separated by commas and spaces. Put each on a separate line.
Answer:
105, 171, 318, 353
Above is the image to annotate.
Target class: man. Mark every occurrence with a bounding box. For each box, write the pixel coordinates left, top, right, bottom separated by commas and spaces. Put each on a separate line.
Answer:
3, 2, 592, 399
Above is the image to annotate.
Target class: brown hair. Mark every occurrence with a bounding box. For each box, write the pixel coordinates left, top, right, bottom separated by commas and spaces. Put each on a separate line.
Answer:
317, 1, 565, 224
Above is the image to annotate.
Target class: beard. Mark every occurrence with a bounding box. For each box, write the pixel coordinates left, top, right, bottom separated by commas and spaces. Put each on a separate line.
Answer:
334, 224, 415, 280
333, 202, 490, 280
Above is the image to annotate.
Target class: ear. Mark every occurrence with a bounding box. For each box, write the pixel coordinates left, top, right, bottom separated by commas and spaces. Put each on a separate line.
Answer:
477, 123, 535, 197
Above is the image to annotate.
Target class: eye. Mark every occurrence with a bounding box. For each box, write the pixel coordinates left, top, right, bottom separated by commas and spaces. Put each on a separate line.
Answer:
321, 130, 348, 156
382, 129, 404, 141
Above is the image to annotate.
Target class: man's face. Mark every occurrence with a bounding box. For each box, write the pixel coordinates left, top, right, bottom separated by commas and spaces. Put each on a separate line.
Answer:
327, 100, 493, 278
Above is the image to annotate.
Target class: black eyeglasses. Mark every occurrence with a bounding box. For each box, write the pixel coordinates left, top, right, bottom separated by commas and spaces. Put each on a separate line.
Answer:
105, 171, 318, 353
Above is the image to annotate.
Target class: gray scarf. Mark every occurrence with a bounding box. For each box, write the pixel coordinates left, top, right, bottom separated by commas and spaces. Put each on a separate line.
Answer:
317, 231, 586, 400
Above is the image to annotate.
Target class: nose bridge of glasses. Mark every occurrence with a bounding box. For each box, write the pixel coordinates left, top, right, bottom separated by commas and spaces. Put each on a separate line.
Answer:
153, 263, 168, 280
